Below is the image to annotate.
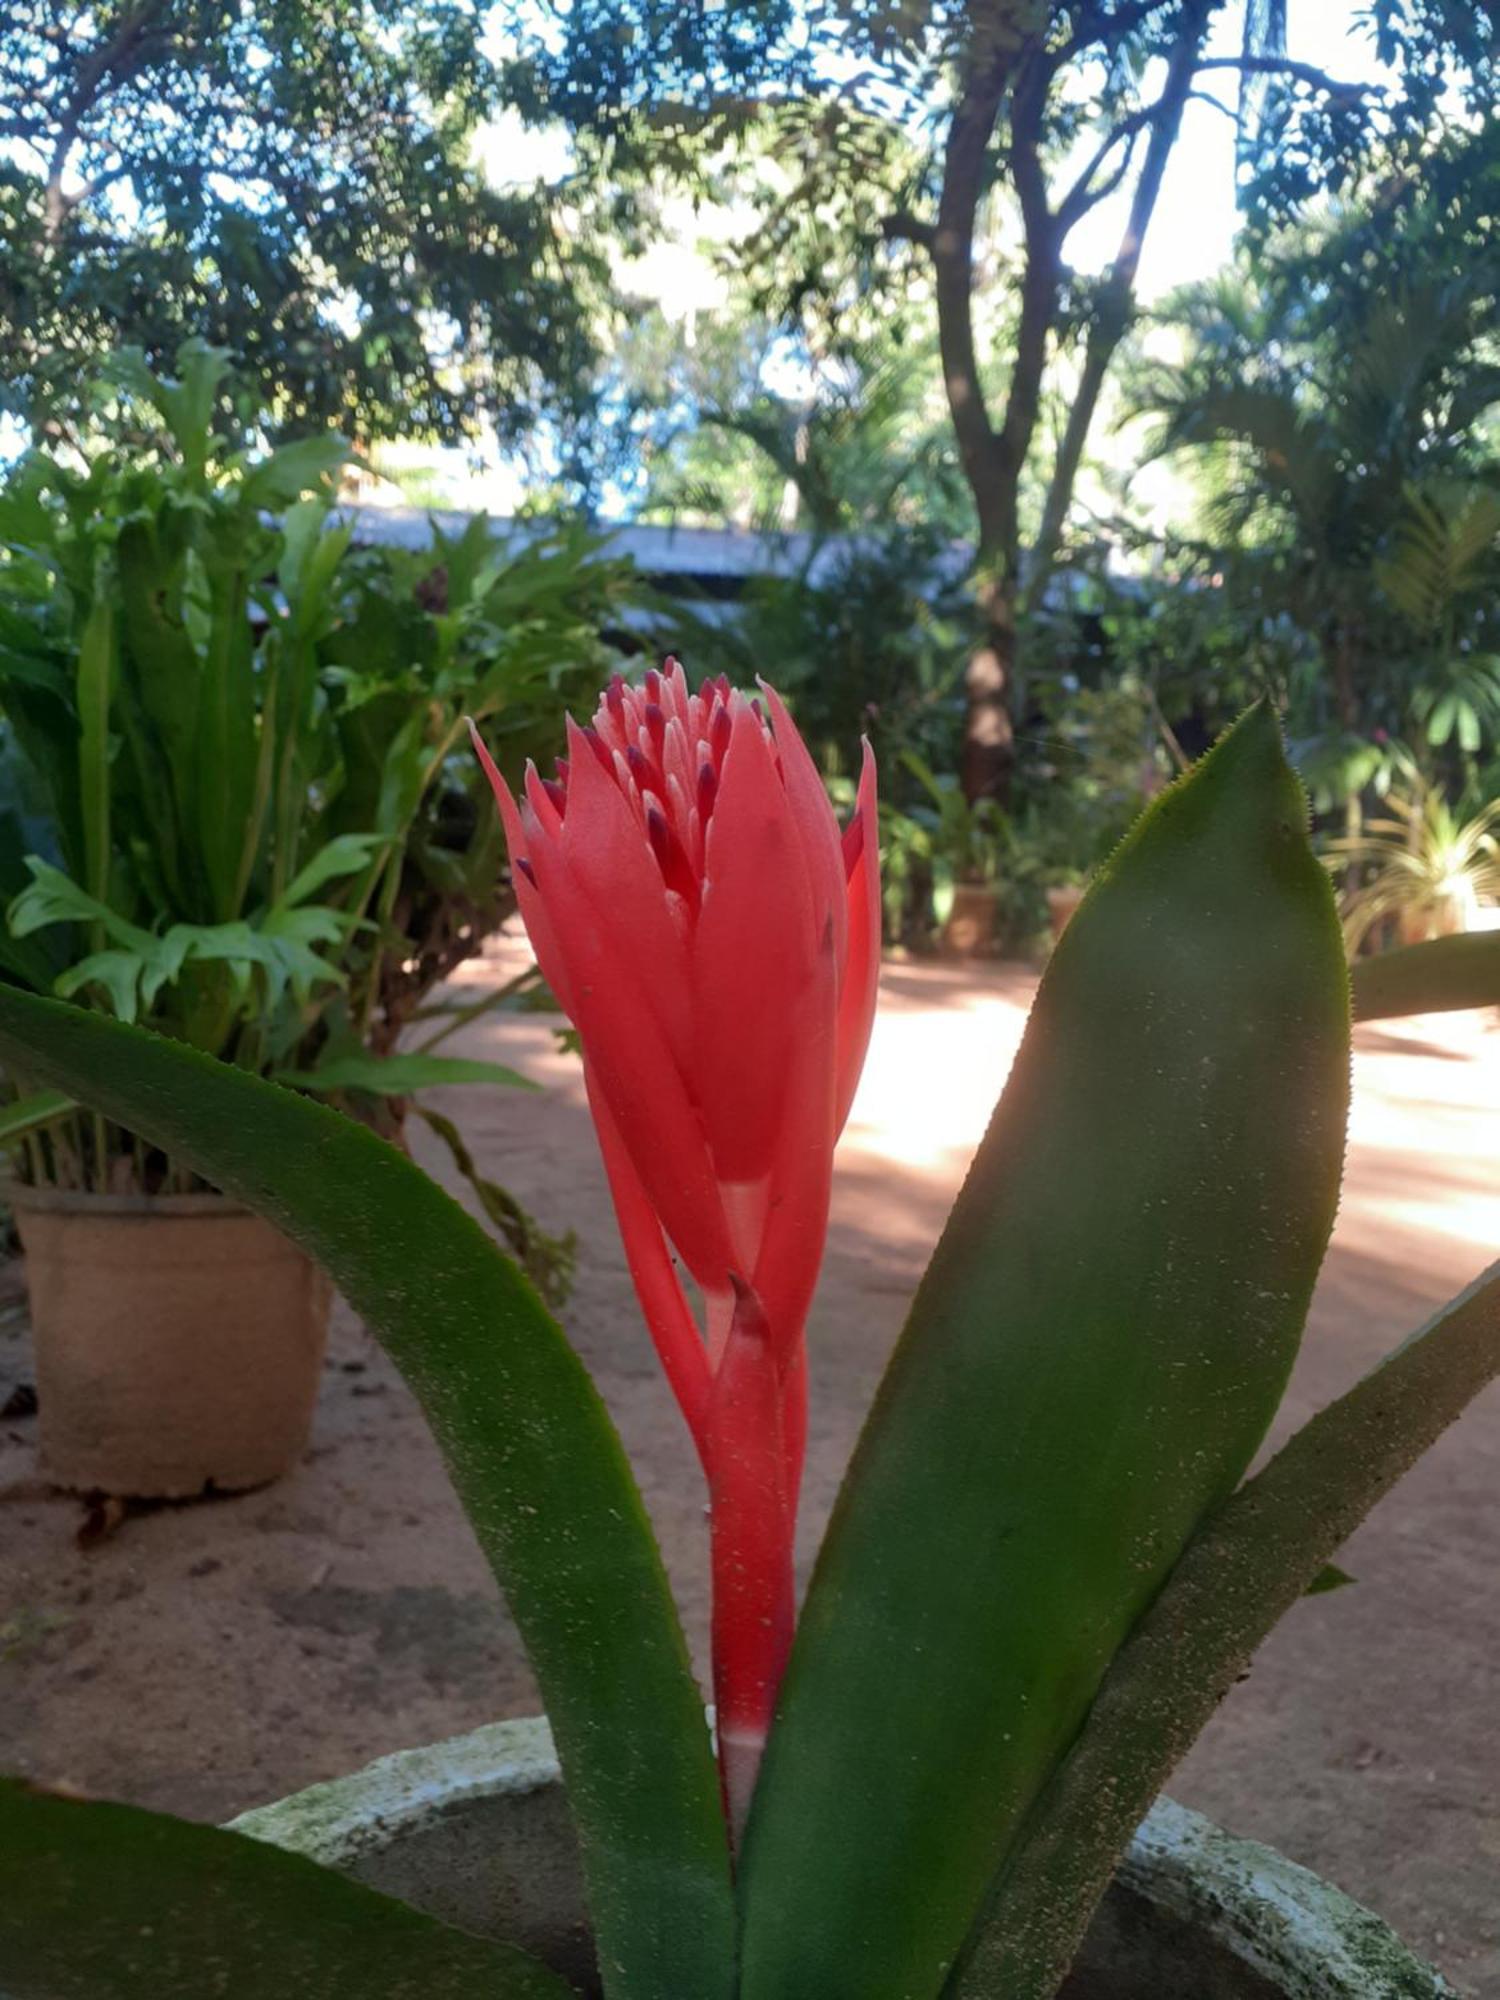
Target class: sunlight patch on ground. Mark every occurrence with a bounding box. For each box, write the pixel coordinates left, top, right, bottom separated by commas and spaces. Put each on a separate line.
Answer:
841, 966, 1033, 1174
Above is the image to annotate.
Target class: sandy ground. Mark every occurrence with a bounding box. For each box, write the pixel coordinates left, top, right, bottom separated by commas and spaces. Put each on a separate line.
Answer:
1, 932, 1497, 1993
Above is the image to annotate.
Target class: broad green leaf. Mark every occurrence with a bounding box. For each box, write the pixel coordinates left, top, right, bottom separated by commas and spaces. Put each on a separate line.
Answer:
1352, 931, 1500, 1020
0, 1778, 575, 1999
75, 583, 114, 911
738, 706, 1349, 2000
282, 503, 354, 640
9, 858, 154, 956
140, 337, 232, 478
193, 556, 257, 920
280, 831, 384, 909
154, 918, 344, 1014
0, 987, 734, 2000
55, 950, 147, 1022
282, 1052, 539, 1095
0, 1089, 74, 1147
375, 710, 431, 838
115, 512, 201, 789
950, 1259, 1500, 2000
237, 434, 352, 511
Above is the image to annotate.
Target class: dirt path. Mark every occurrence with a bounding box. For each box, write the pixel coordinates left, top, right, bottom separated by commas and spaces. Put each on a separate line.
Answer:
1, 934, 1496, 1992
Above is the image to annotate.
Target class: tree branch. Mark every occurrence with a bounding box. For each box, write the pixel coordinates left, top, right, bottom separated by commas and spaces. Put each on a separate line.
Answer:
43, 3, 170, 240
880, 209, 937, 254
992, 45, 1063, 562
1029, 0, 1216, 601
1185, 87, 1237, 123
1056, 110, 1151, 231
931, 26, 1024, 550
1195, 53, 1374, 99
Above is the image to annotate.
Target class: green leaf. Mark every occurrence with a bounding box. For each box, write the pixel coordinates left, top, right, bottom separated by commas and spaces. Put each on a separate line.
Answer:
1306, 1562, 1355, 1595
0, 1089, 74, 1147
157, 918, 345, 1015
193, 556, 257, 920
237, 435, 352, 512
55, 950, 147, 1022
75, 582, 114, 911
9, 859, 154, 957
115, 512, 201, 794
1351, 931, 1500, 1020
280, 832, 384, 910
0, 1777, 576, 1999
283, 1052, 540, 1096
949, 1259, 1500, 2000
738, 706, 1350, 2000
0, 987, 735, 2000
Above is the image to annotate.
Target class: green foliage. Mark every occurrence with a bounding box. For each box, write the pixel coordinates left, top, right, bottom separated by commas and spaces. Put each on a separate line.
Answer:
6, 711, 1500, 1999
313, 508, 646, 1068
0, 984, 737, 2000
952, 1255, 1500, 1998
685, 528, 970, 776
1351, 930, 1500, 1021
0, 347, 631, 1287
0, 1778, 576, 2000
1325, 774, 1500, 952
625, 309, 969, 539
736, 707, 1349, 1999
0, 351, 640, 1086
0, 1, 601, 449
1138, 123, 1500, 767
0, 341, 363, 1081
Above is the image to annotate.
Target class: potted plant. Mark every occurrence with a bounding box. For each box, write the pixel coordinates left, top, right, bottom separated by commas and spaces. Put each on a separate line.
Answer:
0, 678, 1493, 1999
0, 343, 374, 1496
892, 752, 1008, 956
0, 345, 583, 1495
1325, 767, 1500, 950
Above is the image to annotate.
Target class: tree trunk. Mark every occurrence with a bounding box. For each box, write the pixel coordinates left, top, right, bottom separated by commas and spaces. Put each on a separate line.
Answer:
964, 567, 1019, 803
1329, 624, 1361, 734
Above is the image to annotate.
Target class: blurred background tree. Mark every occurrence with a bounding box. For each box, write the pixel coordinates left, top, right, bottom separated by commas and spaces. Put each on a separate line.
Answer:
0, 1, 604, 454
522, 0, 1498, 797
1134, 114, 1500, 816
4, 0, 1499, 955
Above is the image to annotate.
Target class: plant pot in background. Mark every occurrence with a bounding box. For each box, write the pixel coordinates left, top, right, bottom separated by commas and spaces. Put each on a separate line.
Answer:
232, 1720, 1453, 2000
942, 882, 1001, 957
10, 1186, 331, 1498
1397, 883, 1476, 949
1046, 881, 1087, 942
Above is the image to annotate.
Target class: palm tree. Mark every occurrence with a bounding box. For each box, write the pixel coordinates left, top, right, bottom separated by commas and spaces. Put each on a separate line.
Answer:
1139, 225, 1500, 745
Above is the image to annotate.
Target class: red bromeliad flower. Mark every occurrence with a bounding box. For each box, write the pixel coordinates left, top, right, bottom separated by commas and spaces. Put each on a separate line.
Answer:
472, 659, 879, 1834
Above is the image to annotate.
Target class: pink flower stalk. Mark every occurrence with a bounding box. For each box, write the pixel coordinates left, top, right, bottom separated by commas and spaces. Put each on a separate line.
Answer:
472, 660, 879, 1835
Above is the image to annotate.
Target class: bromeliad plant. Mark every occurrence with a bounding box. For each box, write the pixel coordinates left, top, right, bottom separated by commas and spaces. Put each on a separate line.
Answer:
2, 685, 1499, 2000
469, 662, 879, 1828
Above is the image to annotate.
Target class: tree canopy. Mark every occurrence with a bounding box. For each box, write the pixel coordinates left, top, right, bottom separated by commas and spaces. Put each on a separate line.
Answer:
525, 0, 1500, 792
0, 1, 600, 446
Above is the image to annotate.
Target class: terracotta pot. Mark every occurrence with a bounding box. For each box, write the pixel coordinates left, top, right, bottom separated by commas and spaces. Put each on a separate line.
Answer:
1046, 881, 1087, 942
232, 1719, 1453, 2000
942, 882, 1001, 957
11, 1186, 331, 1498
